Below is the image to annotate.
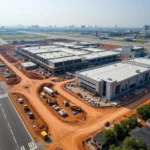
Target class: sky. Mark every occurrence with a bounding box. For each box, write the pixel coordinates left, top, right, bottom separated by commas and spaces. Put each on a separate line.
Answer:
0, 0, 150, 27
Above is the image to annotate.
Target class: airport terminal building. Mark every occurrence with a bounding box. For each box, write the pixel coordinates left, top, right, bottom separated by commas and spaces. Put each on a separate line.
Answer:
17, 44, 120, 75
76, 58, 150, 100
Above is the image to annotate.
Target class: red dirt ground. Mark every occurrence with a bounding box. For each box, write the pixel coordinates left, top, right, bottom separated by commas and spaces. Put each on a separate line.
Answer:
98, 44, 121, 50
9, 93, 48, 142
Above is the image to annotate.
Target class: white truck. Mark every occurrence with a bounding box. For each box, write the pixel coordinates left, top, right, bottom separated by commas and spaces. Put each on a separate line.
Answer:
43, 87, 55, 97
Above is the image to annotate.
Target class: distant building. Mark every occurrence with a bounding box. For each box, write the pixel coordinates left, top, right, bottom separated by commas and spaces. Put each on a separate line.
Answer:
141, 25, 150, 37
121, 46, 144, 58
144, 25, 150, 31
81, 25, 86, 29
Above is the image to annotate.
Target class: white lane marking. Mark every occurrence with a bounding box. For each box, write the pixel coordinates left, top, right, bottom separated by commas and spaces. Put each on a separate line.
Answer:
20, 146, 26, 150
13, 136, 17, 144
0, 104, 7, 118
1, 83, 37, 150
10, 128, 14, 135
0, 102, 19, 149
0, 93, 7, 99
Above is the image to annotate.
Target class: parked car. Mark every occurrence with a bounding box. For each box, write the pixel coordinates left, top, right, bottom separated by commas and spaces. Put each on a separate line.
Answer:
72, 111, 78, 115
28, 112, 34, 119
104, 121, 110, 127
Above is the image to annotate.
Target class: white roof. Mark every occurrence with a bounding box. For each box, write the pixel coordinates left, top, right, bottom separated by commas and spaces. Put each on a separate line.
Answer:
49, 56, 82, 63
23, 46, 59, 54
82, 51, 119, 60
129, 58, 150, 65
37, 51, 73, 59
56, 48, 89, 56
82, 47, 104, 52
21, 62, 37, 67
79, 62, 148, 82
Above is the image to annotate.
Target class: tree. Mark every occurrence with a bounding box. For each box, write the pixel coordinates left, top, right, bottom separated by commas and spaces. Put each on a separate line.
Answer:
120, 120, 129, 133
128, 116, 138, 129
122, 137, 148, 150
122, 137, 139, 150
109, 145, 122, 150
109, 144, 116, 150
103, 129, 116, 145
137, 104, 150, 120
113, 124, 126, 140
137, 139, 148, 150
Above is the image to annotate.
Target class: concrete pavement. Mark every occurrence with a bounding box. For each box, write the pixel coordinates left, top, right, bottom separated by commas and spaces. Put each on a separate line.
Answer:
0, 38, 8, 44
0, 82, 37, 150
20, 31, 150, 49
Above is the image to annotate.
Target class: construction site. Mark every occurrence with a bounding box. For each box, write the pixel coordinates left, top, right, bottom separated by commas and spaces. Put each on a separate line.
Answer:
0, 38, 150, 150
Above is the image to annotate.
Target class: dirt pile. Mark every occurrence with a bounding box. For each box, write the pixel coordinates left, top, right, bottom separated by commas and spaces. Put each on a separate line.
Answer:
21, 69, 43, 80
6, 76, 21, 85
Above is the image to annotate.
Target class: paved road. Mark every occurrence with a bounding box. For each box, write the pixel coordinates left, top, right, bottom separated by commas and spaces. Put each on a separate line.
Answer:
20, 31, 150, 49
0, 82, 37, 150
0, 38, 8, 44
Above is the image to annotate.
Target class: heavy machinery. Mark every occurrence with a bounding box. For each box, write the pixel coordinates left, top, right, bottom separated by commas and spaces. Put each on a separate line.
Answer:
69, 103, 82, 112
24, 104, 29, 112
41, 131, 48, 140
46, 98, 57, 106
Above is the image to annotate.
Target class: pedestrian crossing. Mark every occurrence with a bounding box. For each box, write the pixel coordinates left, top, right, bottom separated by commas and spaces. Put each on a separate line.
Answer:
0, 93, 7, 99
20, 142, 36, 150
20, 146, 25, 150
28, 142, 36, 149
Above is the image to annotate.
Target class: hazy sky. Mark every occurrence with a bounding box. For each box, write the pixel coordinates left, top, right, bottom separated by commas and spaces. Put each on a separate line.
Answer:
0, 0, 149, 27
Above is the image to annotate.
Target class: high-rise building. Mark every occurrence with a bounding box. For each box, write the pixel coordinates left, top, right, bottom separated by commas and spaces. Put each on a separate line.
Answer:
81, 25, 86, 29
144, 25, 149, 31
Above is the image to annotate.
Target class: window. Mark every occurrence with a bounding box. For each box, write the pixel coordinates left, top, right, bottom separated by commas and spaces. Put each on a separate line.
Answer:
78, 77, 96, 86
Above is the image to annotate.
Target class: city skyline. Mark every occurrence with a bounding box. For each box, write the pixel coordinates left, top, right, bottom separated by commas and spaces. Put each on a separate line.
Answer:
0, 0, 150, 27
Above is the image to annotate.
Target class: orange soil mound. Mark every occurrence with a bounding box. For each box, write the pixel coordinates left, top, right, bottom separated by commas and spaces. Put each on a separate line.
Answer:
6, 76, 21, 85
21, 70, 43, 80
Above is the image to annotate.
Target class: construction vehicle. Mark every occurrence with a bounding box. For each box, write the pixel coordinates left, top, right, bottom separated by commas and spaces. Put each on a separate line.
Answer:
41, 131, 48, 140
69, 103, 82, 112
46, 98, 57, 106
24, 104, 29, 112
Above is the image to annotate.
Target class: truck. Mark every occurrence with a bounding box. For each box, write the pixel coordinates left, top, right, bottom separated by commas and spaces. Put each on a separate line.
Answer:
46, 98, 57, 106
69, 103, 82, 112
41, 131, 48, 140
43, 87, 55, 97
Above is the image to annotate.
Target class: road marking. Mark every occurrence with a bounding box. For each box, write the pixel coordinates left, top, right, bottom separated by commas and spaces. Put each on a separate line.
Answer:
13, 136, 17, 144
0, 104, 7, 118
20, 146, 26, 150
1, 83, 37, 150
0, 101, 19, 149
0, 93, 7, 99
28, 142, 35, 148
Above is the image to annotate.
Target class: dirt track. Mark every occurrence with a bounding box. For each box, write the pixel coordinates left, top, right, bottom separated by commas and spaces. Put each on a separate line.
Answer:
1, 55, 150, 150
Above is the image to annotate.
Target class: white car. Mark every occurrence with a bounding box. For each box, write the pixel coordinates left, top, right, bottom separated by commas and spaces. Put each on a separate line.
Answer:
52, 105, 60, 111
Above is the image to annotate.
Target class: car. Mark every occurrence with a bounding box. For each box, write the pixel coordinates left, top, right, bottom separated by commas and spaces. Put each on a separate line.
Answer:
28, 112, 34, 119
104, 121, 110, 127
72, 111, 78, 115
18, 98, 23, 104
88, 100, 92, 103
52, 105, 60, 111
